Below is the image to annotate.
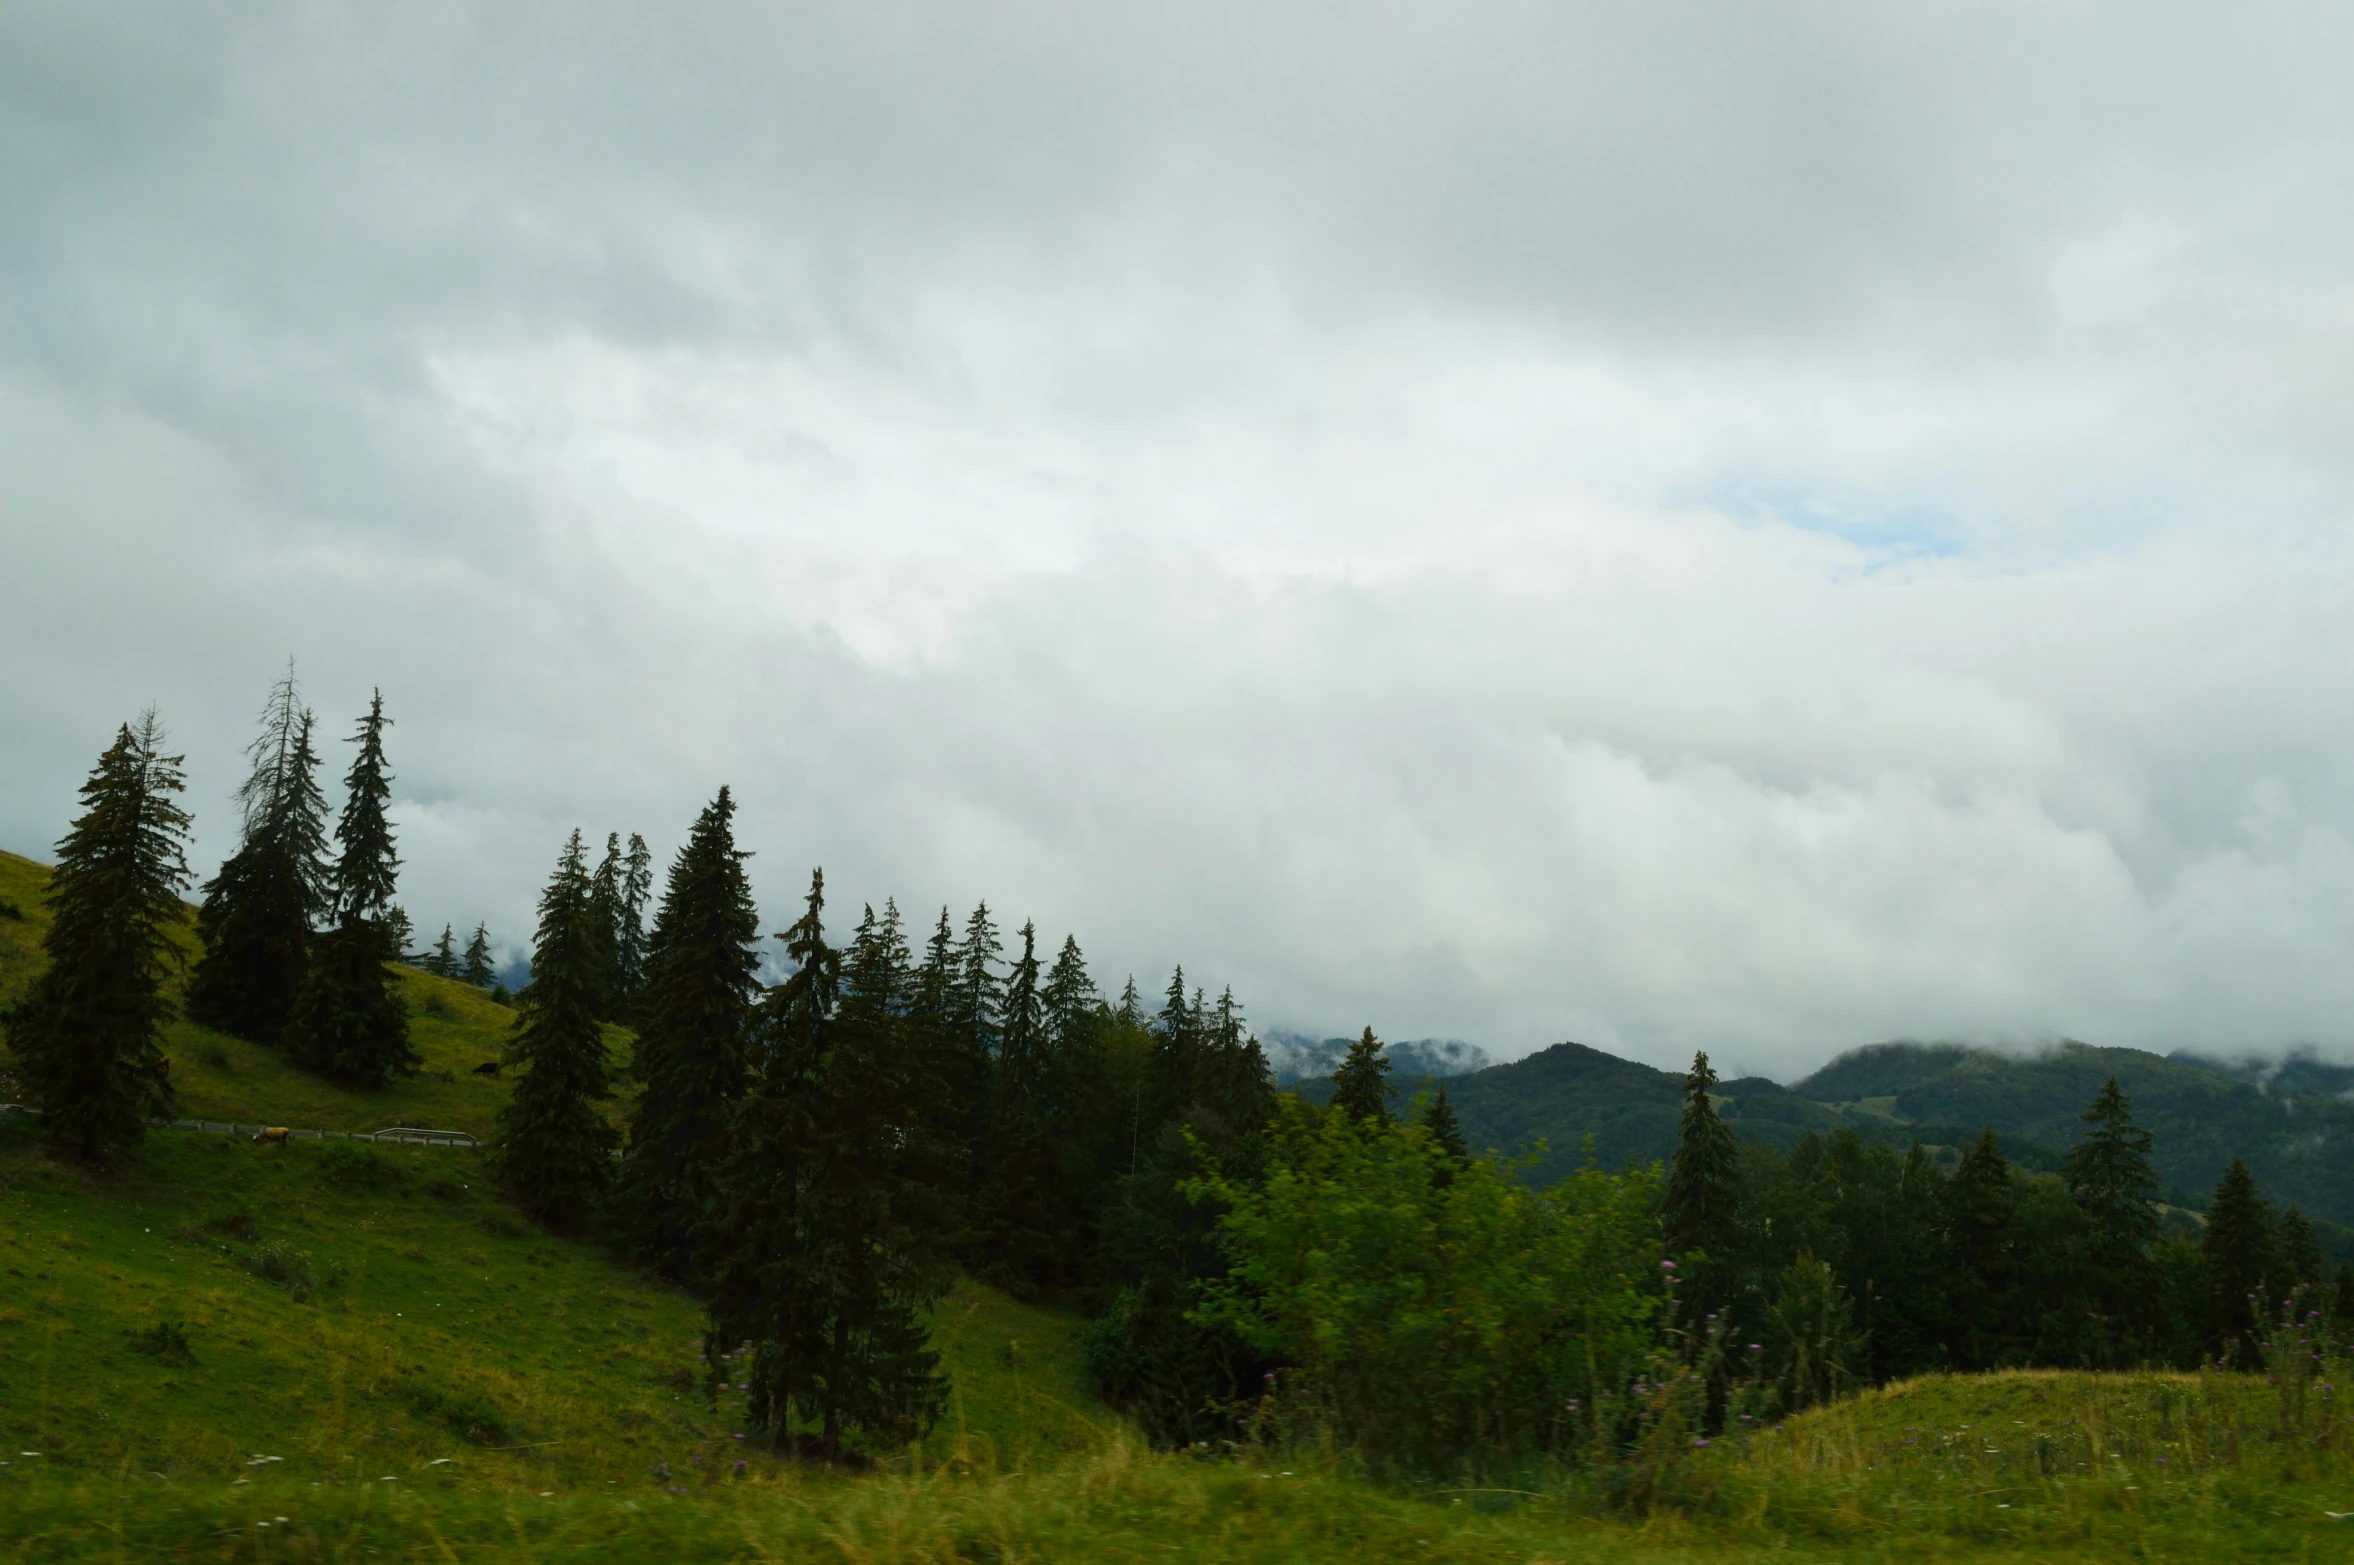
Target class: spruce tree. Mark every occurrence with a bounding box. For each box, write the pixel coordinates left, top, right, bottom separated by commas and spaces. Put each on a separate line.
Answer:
1147, 967, 1199, 1124
384, 905, 417, 963
956, 901, 1003, 1057
285, 691, 417, 1087
426, 923, 458, 978
976, 920, 1053, 1281
2061, 1077, 2160, 1351
615, 788, 762, 1280
2278, 1205, 2325, 1293
1042, 934, 1098, 1046
1946, 1126, 2018, 1369
188, 670, 331, 1043
2202, 1157, 2276, 1361
587, 832, 626, 1013
910, 905, 985, 1152
1663, 1051, 1740, 1262
1197, 988, 1275, 1136
1329, 1026, 1394, 1125
1115, 975, 1144, 1029
2, 713, 192, 1162
490, 831, 618, 1230
1416, 1081, 1470, 1165
702, 871, 955, 1456
614, 832, 653, 1015
461, 923, 496, 986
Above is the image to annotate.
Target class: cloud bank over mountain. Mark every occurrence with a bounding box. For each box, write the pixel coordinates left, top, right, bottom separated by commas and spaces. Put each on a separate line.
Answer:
7, 2, 2354, 1074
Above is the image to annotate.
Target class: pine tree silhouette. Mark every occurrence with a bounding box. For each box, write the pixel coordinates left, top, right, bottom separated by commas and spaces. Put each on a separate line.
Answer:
1330, 1026, 1394, 1126
615, 788, 761, 1280
491, 830, 618, 1231
3, 711, 191, 1162
188, 667, 330, 1043
1662, 1051, 1739, 1262
285, 690, 416, 1087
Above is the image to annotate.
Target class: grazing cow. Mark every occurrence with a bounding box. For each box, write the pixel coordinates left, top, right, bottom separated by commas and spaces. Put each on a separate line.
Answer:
251, 1126, 290, 1147
471, 1061, 501, 1077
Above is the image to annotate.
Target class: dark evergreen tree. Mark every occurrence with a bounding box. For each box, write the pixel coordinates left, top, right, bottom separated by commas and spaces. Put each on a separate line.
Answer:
426, 923, 458, 978
2202, 1157, 2276, 1362
2334, 1261, 2354, 1332
384, 905, 417, 962
614, 832, 653, 1015
616, 788, 762, 1280
490, 831, 618, 1230
1089, 977, 1272, 1445
1946, 1126, 2019, 1369
1115, 975, 1144, 1028
2, 713, 191, 1163
1329, 1026, 1394, 1126
956, 901, 1003, 1057
1042, 935, 1098, 1046
587, 832, 626, 1012
187, 670, 330, 1043
285, 691, 417, 1087
1662, 1051, 1741, 1264
975, 919, 1056, 1288
1416, 1082, 1470, 1165
910, 905, 985, 1155
702, 871, 956, 1457
2278, 1205, 2325, 1293
2061, 1077, 2161, 1355
1144, 967, 1199, 1126
460, 922, 496, 986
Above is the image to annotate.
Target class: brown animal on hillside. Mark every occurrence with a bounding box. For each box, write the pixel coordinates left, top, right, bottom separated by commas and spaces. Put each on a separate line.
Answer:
251, 1126, 290, 1147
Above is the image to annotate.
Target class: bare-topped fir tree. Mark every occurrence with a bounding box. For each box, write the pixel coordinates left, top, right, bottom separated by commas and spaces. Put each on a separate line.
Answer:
187, 663, 331, 1044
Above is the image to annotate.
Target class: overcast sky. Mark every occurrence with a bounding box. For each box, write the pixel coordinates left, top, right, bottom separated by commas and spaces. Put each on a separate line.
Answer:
8, 3, 2354, 1078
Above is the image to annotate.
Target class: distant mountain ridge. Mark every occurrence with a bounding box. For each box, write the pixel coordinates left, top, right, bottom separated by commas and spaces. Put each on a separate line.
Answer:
1261, 1028, 1490, 1084
1294, 1033, 2354, 1237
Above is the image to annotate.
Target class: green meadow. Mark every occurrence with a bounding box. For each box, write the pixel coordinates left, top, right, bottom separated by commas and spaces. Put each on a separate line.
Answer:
4, 846, 2353, 1560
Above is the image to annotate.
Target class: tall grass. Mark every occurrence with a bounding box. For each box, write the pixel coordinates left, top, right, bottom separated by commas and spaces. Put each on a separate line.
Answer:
8, 1367, 2351, 1562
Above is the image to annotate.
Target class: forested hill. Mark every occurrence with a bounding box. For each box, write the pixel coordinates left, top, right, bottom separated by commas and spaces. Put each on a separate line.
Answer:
1789, 1039, 2354, 1229
1302, 1035, 2354, 1232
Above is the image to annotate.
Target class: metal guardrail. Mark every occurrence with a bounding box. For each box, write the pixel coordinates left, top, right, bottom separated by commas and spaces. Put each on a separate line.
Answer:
147, 1118, 482, 1149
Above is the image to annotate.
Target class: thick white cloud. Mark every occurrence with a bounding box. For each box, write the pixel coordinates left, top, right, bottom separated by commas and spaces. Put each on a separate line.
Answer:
6, 2, 2354, 1074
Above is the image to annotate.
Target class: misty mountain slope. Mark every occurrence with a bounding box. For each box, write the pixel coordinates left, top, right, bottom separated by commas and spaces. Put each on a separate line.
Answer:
1791, 1039, 2354, 1227
1348, 1032, 2354, 1233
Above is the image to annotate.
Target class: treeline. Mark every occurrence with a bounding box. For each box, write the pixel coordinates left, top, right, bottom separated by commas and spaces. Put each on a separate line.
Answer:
13, 682, 2354, 1476
1660, 1055, 2354, 1386
0, 687, 1290, 1456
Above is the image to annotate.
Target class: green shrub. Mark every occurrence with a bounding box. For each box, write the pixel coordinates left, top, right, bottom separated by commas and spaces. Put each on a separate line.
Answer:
1191, 1099, 1662, 1476
404, 1381, 516, 1445
126, 1320, 195, 1366
194, 1042, 234, 1073
246, 1240, 318, 1299
315, 1140, 405, 1193
0, 897, 25, 921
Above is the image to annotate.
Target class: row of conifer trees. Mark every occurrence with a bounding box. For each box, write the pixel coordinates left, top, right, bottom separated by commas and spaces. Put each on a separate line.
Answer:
12, 683, 2354, 1461
0, 683, 1302, 1451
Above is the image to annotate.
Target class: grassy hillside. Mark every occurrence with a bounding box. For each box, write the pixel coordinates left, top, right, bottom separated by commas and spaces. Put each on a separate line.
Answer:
0, 847, 623, 1141
0, 845, 1115, 1494
6, 1347, 2350, 1561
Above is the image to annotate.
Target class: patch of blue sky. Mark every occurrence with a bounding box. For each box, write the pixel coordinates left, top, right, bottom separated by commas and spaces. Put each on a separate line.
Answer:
1672, 471, 1972, 565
